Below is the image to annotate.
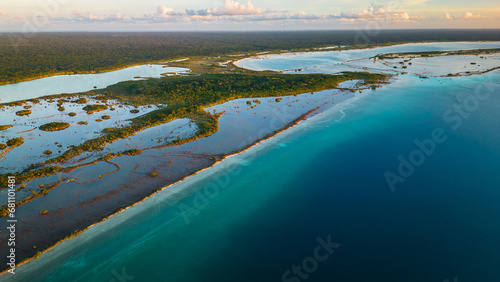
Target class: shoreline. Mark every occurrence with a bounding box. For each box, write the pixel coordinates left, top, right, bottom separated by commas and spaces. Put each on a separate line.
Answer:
4, 40, 494, 88
0, 75, 387, 275
0, 98, 334, 276
233, 41, 500, 71
1, 40, 498, 277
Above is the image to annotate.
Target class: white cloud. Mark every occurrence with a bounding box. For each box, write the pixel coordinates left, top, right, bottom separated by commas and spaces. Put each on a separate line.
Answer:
52, 1, 421, 26
337, 3, 417, 22
57, 11, 128, 23
444, 11, 489, 20
157, 6, 182, 17
211, 0, 262, 16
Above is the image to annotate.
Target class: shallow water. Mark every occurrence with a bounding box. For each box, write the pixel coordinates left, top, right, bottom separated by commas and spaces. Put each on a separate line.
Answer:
0, 65, 189, 103
235, 41, 500, 72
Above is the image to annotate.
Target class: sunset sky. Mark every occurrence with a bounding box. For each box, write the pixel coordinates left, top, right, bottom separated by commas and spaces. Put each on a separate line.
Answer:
1, 0, 499, 31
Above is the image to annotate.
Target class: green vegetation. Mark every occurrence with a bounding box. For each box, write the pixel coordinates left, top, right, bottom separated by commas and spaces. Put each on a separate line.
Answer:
76, 97, 87, 104
105, 72, 386, 107
101, 115, 111, 120
0, 125, 13, 131
43, 150, 52, 155
77, 121, 88, 125
0, 144, 7, 150
38, 72, 386, 166
376, 48, 500, 60
0, 54, 388, 190
124, 149, 142, 156
40, 210, 48, 215
9, 101, 24, 106
83, 104, 108, 114
0, 166, 62, 188
69, 112, 77, 117
275, 98, 283, 102
16, 110, 31, 116
130, 109, 140, 114
6, 137, 24, 147
2, 31, 500, 85
39, 122, 71, 132
57, 107, 65, 111
100, 148, 142, 161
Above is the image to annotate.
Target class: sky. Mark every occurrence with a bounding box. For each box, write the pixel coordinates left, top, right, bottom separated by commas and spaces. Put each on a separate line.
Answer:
0, 0, 499, 31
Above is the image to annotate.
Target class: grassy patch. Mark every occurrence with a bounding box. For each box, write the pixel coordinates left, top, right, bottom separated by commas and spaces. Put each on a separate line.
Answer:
76, 97, 87, 104
7, 137, 24, 147
39, 122, 70, 132
82, 104, 108, 114
0, 125, 13, 131
16, 110, 32, 116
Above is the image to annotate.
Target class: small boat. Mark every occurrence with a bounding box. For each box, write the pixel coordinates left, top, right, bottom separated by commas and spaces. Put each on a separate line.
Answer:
456, 96, 460, 103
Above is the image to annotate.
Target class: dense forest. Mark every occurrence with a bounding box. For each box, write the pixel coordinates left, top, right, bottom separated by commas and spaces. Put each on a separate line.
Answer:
1, 30, 500, 84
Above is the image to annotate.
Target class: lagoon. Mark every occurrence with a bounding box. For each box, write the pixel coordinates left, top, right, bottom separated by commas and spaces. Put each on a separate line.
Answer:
0, 65, 189, 104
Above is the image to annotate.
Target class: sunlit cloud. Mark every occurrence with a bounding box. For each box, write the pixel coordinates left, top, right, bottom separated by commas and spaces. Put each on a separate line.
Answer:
211, 0, 262, 16
55, 11, 128, 23
444, 11, 489, 20
49, 1, 422, 26
336, 3, 419, 22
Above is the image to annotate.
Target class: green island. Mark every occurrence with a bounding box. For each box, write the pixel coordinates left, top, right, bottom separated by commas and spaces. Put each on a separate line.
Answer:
6, 137, 24, 148
15, 110, 32, 116
39, 122, 71, 132
83, 104, 108, 114
0, 125, 13, 131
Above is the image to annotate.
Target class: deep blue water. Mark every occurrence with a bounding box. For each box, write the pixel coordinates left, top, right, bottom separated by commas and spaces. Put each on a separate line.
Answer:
8, 72, 500, 282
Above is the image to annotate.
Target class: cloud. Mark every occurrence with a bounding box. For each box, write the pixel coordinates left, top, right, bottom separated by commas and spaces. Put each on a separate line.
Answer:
56, 11, 128, 23
289, 12, 321, 20
211, 0, 262, 16
157, 6, 182, 17
52, 1, 420, 26
336, 3, 418, 22
444, 11, 489, 20
185, 9, 210, 16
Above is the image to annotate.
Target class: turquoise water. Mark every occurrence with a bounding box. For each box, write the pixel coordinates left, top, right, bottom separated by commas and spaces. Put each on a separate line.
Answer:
236, 41, 500, 71
8, 70, 500, 281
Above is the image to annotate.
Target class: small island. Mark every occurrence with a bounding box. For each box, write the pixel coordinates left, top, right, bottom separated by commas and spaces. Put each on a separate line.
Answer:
39, 122, 71, 132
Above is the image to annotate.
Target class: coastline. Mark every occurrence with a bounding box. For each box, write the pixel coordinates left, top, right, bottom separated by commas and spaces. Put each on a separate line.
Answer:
1, 40, 498, 277
233, 41, 500, 71
0, 93, 346, 276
